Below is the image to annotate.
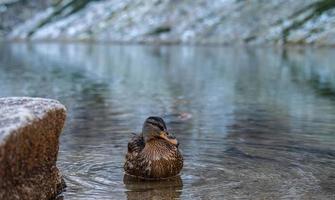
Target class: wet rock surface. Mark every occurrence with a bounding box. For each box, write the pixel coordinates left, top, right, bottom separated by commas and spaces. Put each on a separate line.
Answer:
0, 97, 66, 200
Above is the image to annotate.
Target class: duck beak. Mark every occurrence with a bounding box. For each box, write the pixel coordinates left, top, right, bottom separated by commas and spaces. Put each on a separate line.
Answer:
159, 131, 179, 146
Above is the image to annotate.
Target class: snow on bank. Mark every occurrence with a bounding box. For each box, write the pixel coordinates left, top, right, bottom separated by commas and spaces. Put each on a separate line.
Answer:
6, 0, 335, 45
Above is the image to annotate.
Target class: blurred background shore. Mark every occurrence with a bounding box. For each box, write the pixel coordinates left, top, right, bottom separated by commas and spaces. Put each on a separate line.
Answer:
1, 0, 335, 45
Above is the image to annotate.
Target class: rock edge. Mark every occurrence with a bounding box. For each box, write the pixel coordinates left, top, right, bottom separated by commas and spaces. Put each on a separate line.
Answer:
0, 97, 67, 200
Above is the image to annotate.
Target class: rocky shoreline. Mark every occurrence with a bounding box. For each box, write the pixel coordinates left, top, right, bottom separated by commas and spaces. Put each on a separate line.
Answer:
0, 97, 66, 200
0, 0, 334, 46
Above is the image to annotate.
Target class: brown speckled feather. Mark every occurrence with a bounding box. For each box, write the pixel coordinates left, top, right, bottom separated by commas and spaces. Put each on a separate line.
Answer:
124, 134, 183, 179
127, 134, 145, 153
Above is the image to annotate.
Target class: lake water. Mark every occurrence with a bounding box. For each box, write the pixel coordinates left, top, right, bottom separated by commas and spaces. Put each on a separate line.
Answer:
0, 43, 335, 199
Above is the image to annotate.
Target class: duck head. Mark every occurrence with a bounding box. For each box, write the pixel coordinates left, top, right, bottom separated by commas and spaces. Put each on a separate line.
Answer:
142, 116, 178, 146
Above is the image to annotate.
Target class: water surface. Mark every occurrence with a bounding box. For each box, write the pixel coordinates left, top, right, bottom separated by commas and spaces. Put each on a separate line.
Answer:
0, 43, 335, 199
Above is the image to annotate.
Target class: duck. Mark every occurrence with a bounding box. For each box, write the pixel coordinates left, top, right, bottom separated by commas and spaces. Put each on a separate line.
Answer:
124, 116, 183, 179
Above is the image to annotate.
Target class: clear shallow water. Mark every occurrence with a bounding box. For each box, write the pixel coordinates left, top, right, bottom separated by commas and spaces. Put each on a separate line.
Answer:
0, 43, 335, 199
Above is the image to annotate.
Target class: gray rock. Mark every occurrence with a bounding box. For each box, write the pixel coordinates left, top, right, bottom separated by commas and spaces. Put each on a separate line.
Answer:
0, 97, 66, 200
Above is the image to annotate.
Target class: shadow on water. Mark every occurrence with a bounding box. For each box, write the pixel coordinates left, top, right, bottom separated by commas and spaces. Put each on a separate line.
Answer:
123, 175, 183, 200
0, 43, 335, 199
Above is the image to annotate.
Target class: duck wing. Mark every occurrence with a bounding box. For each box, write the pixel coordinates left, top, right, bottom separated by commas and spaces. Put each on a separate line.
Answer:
124, 133, 146, 177
127, 133, 145, 153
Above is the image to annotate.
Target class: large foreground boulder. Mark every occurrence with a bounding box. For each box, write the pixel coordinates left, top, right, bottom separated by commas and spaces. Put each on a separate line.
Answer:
0, 97, 66, 200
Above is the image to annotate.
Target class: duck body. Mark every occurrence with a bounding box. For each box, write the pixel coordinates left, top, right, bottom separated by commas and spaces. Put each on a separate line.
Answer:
124, 134, 183, 179
124, 117, 183, 179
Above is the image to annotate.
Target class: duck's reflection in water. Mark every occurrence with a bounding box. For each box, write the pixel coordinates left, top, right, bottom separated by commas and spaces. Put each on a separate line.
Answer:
123, 174, 183, 200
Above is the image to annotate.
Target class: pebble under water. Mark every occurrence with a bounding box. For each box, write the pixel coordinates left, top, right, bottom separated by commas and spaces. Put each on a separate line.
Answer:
0, 43, 335, 199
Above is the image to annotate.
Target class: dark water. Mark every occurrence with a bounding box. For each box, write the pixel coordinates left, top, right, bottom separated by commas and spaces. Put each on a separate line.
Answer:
0, 43, 335, 199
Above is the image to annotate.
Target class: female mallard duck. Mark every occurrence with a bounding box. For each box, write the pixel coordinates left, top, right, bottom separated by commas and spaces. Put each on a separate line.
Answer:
124, 116, 183, 179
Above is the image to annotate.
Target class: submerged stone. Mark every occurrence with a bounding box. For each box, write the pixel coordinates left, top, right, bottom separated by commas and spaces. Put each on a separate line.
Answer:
0, 97, 66, 200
